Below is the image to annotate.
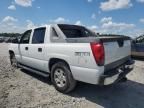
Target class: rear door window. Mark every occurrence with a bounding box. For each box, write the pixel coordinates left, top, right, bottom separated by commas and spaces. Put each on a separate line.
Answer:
32, 28, 46, 44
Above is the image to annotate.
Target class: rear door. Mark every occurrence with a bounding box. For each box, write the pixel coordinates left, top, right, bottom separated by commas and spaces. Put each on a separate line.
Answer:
28, 27, 47, 72
19, 30, 32, 65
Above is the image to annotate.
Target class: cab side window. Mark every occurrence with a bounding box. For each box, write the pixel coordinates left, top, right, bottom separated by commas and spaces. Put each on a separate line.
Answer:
51, 27, 59, 38
32, 28, 46, 44
20, 30, 32, 44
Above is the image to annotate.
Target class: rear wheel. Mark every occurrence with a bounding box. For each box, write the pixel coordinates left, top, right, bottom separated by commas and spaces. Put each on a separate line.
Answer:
51, 62, 77, 93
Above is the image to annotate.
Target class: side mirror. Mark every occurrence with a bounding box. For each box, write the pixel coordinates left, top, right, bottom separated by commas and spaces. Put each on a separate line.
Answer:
12, 37, 19, 44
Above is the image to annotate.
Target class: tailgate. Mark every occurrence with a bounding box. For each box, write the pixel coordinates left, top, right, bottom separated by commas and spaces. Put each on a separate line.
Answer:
100, 36, 131, 65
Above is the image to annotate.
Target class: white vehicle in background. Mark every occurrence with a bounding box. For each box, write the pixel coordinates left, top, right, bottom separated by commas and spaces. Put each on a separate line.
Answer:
9, 24, 134, 93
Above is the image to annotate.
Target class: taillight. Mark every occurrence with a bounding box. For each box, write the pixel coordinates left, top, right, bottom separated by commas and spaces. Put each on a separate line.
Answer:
90, 42, 105, 66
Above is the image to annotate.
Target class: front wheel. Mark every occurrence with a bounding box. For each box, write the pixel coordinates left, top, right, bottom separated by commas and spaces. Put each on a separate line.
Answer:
51, 62, 77, 93
10, 54, 18, 68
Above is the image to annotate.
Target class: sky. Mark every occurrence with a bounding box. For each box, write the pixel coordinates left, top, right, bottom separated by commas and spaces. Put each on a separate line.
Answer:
0, 0, 144, 37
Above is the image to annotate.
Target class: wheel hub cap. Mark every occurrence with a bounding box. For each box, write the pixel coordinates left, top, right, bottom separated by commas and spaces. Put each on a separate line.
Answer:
54, 68, 66, 88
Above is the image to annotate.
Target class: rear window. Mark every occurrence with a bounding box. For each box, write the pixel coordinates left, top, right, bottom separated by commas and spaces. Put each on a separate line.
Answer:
58, 24, 97, 38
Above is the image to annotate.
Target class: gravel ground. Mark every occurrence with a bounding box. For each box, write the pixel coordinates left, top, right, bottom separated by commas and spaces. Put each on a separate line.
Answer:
0, 43, 144, 108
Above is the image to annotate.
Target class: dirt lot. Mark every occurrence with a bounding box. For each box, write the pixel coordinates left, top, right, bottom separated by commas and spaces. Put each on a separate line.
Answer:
0, 43, 144, 108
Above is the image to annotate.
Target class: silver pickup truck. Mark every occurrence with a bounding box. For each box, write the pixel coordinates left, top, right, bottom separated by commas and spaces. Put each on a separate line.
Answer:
9, 24, 134, 93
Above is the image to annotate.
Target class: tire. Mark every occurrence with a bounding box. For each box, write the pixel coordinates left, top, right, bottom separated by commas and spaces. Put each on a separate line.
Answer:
10, 53, 18, 68
51, 62, 77, 93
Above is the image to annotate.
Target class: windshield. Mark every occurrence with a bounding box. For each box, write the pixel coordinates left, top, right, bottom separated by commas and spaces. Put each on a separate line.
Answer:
58, 24, 97, 38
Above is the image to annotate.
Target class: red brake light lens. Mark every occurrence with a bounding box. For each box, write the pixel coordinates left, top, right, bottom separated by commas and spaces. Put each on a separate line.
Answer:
90, 42, 105, 66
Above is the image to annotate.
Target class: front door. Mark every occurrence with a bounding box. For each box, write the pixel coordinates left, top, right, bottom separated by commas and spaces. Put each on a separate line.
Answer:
19, 30, 32, 65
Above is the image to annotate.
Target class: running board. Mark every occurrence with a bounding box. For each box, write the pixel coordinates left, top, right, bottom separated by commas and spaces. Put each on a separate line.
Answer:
18, 64, 49, 77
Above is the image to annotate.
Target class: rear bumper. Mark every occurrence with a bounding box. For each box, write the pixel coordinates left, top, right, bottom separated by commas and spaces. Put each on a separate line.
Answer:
99, 60, 134, 85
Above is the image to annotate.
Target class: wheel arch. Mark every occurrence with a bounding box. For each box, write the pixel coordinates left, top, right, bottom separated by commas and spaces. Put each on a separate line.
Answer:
9, 50, 15, 58
48, 58, 71, 72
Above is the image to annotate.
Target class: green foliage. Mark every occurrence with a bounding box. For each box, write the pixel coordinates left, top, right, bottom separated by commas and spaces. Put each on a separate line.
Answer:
0, 33, 21, 37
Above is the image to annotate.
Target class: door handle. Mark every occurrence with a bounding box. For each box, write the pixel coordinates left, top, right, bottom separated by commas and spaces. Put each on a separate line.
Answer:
25, 47, 28, 51
38, 48, 42, 52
